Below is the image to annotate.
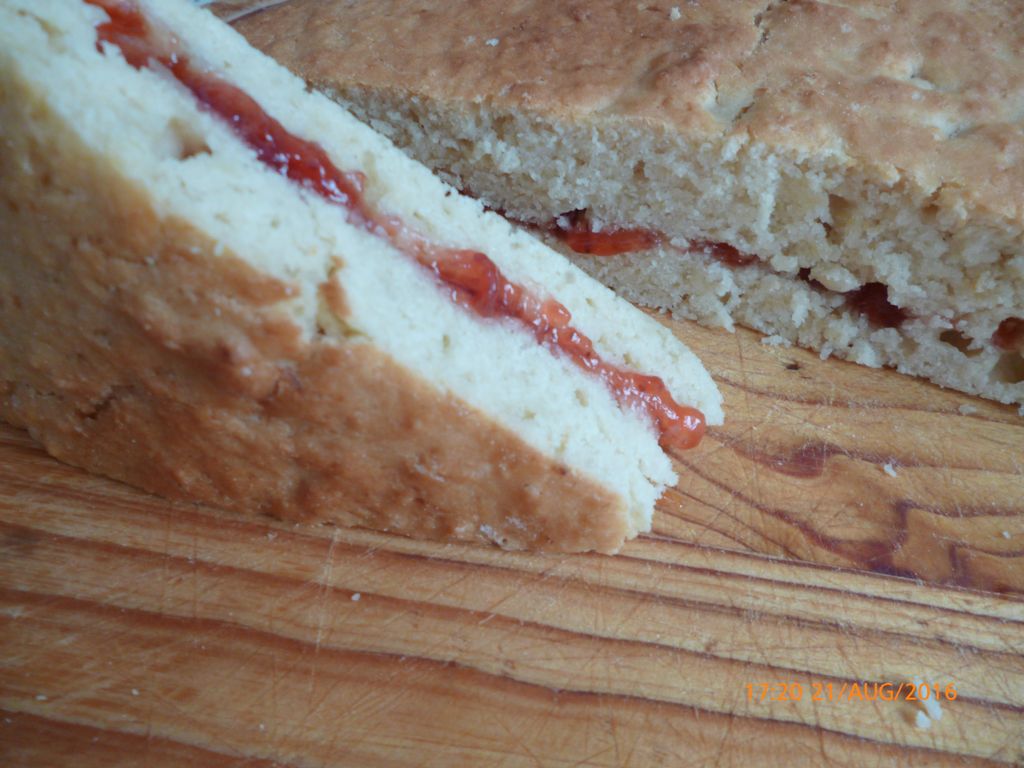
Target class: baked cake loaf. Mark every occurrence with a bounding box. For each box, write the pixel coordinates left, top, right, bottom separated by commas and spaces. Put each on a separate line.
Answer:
0, 0, 723, 553
226, 0, 1024, 407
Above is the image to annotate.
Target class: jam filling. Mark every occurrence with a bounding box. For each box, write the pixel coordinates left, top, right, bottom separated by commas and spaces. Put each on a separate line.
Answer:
554, 210, 908, 329
551, 210, 758, 267
554, 206, 1020, 355
552, 210, 663, 256
993, 317, 1024, 352
86, 0, 705, 450
798, 270, 909, 330
693, 240, 759, 268
843, 282, 909, 330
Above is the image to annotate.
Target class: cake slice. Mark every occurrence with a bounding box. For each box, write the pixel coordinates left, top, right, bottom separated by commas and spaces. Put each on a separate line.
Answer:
0, 0, 722, 553
225, 0, 1024, 407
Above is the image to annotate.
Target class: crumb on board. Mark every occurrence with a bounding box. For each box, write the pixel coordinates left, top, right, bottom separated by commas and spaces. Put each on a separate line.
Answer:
922, 692, 943, 722
670, 6, 681, 20
351, 592, 361, 602
957, 403, 978, 415
485, 38, 499, 46
909, 676, 943, 730
883, 462, 898, 477
761, 334, 792, 347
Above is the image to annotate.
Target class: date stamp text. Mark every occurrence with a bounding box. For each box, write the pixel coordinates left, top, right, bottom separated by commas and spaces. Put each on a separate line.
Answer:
745, 681, 957, 704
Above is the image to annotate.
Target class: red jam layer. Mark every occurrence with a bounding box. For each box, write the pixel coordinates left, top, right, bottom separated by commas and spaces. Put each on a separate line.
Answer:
796, 269, 907, 330
843, 283, 909, 330
693, 240, 759, 268
551, 210, 758, 267
554, 210, 908, 329
86, 0, 705, 450
993, 317, 1024, 352
552, 210, 663, 256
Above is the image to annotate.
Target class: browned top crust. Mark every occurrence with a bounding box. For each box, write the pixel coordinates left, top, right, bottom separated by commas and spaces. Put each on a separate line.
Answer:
230, 0, 1024, 225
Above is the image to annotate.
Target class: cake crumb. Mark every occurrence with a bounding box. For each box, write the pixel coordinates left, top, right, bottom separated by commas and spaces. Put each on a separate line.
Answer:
670, 6, 681, 20
922, 692, 943, 722
908, 676, 943, 729
351, 592, 361, 602
883, 462, 898, 478
480, 523, 506, 545
761, 334, 792, 347
957, 403, 978, 415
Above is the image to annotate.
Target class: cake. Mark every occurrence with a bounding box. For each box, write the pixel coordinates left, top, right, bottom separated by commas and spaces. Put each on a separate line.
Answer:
226, 0, 1024, 407
0, 0, 723, 553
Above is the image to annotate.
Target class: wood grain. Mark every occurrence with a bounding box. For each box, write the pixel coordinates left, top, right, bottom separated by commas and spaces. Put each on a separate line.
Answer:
2, 319, 1023, 765
662, 319, 1024, 594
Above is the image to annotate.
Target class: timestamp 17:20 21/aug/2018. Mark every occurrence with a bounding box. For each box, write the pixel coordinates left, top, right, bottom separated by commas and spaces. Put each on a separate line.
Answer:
746, 681, 958, 704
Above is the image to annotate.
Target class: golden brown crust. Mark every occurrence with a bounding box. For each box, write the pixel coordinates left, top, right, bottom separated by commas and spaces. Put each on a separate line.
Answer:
0, 63, 627, 553
229, 0, 1024, 225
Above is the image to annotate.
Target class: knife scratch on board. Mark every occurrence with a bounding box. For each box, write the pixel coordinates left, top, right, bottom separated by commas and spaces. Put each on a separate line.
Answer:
313, 529, 340, 654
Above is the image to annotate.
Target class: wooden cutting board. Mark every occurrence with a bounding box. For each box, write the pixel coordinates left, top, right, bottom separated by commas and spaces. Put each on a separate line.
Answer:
2, 319, 1023, 766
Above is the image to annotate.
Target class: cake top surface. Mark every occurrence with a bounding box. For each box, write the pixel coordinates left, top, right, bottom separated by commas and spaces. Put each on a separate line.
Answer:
230, 0, 1024, 225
